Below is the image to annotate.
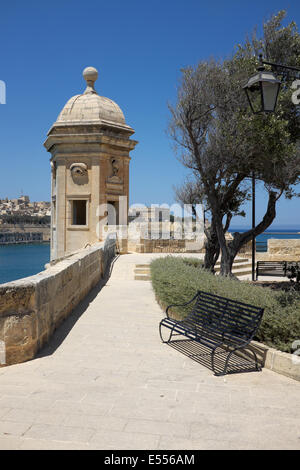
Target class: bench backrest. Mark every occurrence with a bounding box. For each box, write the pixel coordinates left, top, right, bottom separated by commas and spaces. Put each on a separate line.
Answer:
188, 291, 264, 341
257, 261, 287, 273
257, 261, 298, 271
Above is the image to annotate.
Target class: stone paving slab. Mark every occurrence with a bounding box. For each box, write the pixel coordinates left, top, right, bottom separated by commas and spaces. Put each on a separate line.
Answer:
0, 253, 300, 450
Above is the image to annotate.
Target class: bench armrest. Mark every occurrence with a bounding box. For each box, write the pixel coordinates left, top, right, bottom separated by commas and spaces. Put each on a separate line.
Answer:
165, 292, 200, 319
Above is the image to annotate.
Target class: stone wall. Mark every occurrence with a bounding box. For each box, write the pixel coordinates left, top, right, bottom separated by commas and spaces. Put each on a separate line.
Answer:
128, 235, 299, 259
0, 224, 50, 243
0, 232, 44, 244
267, 239, 300, 260
0, 237, 116, 366
128, 238, 187, 253
103, 223, 206, 254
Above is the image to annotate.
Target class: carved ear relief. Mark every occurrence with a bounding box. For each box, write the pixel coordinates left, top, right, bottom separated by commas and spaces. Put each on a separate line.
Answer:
111, 158, 119, 176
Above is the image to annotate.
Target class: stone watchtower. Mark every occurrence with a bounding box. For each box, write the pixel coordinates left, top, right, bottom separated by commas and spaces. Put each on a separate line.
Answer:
44, 67, 137, 261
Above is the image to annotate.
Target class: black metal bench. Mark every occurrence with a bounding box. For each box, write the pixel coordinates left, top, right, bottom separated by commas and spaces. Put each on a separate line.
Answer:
256, 261, 297, 280
159, 291, 264, 376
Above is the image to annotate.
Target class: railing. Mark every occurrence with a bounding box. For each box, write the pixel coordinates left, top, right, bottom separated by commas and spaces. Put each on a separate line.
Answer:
256, 241, 267, 253
102, 232, 117, 273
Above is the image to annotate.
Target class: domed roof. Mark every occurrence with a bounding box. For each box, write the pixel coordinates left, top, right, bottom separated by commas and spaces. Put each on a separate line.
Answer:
55, 67, 126, 126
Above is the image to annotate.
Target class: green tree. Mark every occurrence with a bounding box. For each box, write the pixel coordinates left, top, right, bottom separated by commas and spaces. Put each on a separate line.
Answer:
169, 10, 300, 277
173, 177, 248, 272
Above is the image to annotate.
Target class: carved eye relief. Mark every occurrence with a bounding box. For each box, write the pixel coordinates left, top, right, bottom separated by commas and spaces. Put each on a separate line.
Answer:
70, 163, 88, 185
70, 163, 88, 176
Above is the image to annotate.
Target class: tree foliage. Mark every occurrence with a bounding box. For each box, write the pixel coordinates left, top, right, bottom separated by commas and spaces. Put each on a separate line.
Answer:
169, 10, 300, 276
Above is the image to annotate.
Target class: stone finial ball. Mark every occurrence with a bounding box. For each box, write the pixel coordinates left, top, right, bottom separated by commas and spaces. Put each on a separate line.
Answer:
83, 66, 98, 83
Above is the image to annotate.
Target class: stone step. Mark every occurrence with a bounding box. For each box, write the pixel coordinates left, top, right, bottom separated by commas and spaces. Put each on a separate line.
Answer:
218, 266, 253, 274
135, 259, 250, 268
135, 270, 254, 280
134, 268, 150, 275
236, 271, 255, 277
215, 258, 249, 266
215, 268, 254, 278
135, 274, 151, 281
215, 263, 253, 273
134, 260, 254, 280
232, 264, 253, 271
134, 264, 151, 280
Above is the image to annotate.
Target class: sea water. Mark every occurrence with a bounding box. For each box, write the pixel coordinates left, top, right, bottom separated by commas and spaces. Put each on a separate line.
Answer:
1, 230, 300, 285
0, 243, 50, 285
229, 229, 300, 252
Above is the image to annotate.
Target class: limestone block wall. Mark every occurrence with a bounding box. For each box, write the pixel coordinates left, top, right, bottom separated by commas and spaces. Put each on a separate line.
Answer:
0, 224, 50, 243
145, 239, 186, 253
128, 238, 187, 253
267, 239, 300, 260
0, 232, 44, 244
0, 239, 116, 366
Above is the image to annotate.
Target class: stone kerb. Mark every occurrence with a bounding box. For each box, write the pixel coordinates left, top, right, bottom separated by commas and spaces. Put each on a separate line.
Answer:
0, 241, 115, 366
235, 341, 300, 382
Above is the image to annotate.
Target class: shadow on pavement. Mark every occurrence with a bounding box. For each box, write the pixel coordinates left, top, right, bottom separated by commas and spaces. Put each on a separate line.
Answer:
36, 255, 120, 359
166, 338, 260, 376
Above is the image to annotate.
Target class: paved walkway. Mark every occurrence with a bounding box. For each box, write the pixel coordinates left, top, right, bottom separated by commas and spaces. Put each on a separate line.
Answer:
0, 253, 300, 450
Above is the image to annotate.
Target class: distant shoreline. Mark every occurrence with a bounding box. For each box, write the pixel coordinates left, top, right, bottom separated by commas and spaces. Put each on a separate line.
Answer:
258, 232, 300, 235
0, 241, 50, 246
229, 230, 300, 234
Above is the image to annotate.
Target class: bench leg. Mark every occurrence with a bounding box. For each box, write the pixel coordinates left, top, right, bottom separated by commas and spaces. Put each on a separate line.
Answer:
211, 347, 234, 376
243, 346, 262, 372
159, 323, 175, 344
211, 348, 217, 374
212, 346, 262, 376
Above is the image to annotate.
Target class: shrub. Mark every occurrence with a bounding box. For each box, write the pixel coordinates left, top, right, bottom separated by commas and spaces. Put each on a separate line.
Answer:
150, 256, 300, 353
182, 258, 204, 268
287, 262, 300, 287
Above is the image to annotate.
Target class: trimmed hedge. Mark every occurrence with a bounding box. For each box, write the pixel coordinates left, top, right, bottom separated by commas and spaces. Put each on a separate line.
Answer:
150, 256, 300, 353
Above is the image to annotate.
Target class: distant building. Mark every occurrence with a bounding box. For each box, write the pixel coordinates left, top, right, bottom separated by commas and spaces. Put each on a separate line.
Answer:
129, 206, 171, 222
0, 195, 51, 219
19, 195, 30, 204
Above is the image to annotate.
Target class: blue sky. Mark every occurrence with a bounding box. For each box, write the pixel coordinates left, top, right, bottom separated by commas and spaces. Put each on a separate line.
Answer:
0, 0, 299, 228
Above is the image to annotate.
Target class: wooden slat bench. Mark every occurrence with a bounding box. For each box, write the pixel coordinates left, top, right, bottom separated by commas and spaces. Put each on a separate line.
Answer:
159, 291, 264, 376
256, 261, 298, 280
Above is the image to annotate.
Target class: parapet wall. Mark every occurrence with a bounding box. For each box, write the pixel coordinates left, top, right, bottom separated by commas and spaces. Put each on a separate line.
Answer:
128, 238, 187, 253
267, 239, 300, 260
0, 238, 116, 366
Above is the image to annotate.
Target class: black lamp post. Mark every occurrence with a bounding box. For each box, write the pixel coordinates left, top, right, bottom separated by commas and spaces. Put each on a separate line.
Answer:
243, 56, 282, 280
244, 54, 300, 281
251, 172, 255, 282
243, 55, 281, 114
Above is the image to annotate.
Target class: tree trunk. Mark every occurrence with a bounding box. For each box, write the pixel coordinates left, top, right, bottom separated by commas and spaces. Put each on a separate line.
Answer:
219, 246, 238, 278
206, 192, 234, 276
203, 220, 220, 273
219, 191, 278, 277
